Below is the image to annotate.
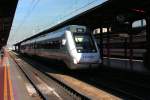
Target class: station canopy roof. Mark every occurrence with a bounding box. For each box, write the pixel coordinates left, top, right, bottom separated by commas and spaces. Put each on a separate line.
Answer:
0, 0, 18, 48
15, 0, 150, 46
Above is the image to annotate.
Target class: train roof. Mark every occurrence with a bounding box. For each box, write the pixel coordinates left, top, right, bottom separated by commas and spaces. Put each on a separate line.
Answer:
21, 25, 87, 44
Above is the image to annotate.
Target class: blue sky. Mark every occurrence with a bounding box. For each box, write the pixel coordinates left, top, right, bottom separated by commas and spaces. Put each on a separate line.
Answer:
7, 0, 106, 46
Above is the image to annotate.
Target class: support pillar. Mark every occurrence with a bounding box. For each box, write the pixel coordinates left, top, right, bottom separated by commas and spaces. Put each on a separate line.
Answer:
129, 22, 133, 71
106, 27, 110, 67
145, 15, 150, 69
100, 27, 103, 65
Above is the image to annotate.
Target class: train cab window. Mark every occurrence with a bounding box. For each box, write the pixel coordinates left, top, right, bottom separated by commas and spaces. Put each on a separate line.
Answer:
73, 33, 97, 53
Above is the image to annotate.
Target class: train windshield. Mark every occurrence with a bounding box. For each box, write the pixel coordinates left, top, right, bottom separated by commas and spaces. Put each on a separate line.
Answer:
73, 33, 97, 53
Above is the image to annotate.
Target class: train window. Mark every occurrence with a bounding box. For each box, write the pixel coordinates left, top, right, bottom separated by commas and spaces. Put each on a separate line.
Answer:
93, 27, 112, 35
102, 28, 108, 33
73, 34, 97, 53
41, 40, 61, 49
76, 28, 85, 33
93, 28, 100, 34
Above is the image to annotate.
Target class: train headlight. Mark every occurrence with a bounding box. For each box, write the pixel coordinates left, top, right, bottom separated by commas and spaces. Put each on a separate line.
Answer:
77, 50, 81, 52
73, 59, 78, 64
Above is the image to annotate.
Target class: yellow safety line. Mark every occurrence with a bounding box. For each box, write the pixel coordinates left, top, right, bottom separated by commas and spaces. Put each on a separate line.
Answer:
3, 64, 8, 100
7, 63, 14, 100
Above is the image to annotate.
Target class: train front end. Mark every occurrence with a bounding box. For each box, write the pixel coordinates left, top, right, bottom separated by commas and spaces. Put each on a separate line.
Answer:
66, 25, 101, 69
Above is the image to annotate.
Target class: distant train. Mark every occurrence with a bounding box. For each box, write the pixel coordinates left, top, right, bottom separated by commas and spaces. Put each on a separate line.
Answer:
20, 25, 101, 69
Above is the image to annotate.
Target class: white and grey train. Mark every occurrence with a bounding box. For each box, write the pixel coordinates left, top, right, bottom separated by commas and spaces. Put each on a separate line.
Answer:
20, 25, 101, 69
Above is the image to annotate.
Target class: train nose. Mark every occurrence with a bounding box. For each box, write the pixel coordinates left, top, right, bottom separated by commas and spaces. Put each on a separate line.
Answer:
73, 53, 100, 64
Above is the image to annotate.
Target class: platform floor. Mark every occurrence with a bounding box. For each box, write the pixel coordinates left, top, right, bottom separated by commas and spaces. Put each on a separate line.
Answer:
0, 49, 39, 100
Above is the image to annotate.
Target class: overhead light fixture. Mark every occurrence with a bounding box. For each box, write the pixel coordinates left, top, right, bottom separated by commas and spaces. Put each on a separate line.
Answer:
131, 9, 145, 13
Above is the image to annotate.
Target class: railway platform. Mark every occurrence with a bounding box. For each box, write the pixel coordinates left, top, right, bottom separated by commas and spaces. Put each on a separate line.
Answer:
0, 49, 40, 100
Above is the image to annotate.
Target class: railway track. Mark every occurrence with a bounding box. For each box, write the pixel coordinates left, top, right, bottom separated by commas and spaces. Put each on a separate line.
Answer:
77, 67, 150, 99
10, 51, 150, 100
10, 52, 89, 100
76, 69, 150, 100
10, 51, 120, 100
